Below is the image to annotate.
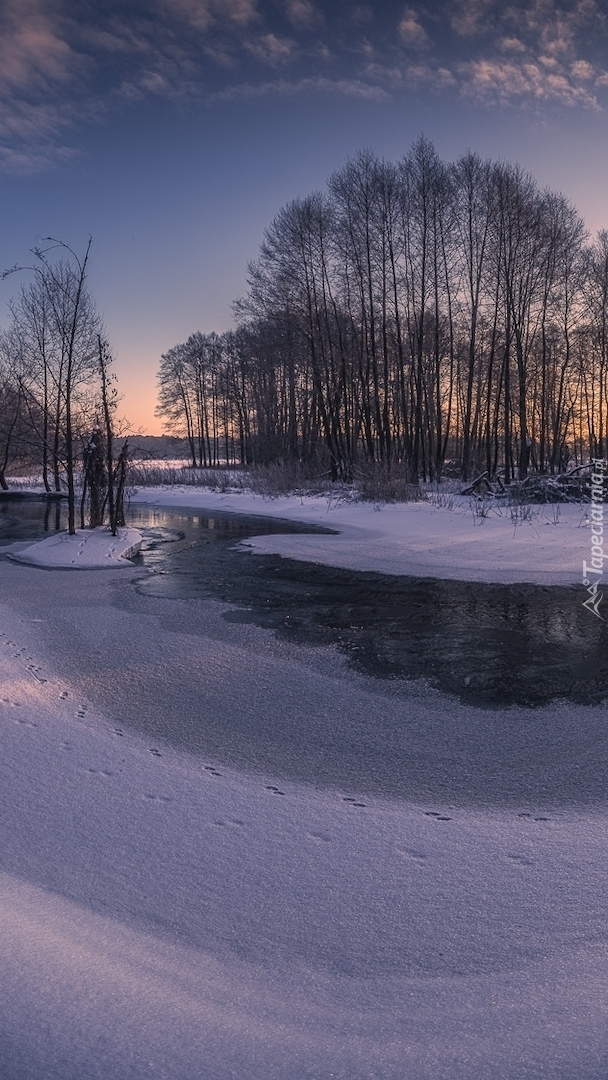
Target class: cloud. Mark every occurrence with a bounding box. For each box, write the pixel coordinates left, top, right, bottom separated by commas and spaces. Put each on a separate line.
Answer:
211, 75, 390, 103
461, 57, 601, 108
398, 8, 428, 49
450, 0, 494, 38
365, 59, 457, 92
244, 33, 295, 65
350, 6, 374, 27
158, 0, 259, 31
0, 140, 75, 174
500, 36, 527, 54
450, 0, 604, 46
571, 59, 594, 80
442, 0, 608, 110
283, 0, 322, 30
0, 0, 86, 170
0, 0, 77, 96
0, 0, 607, 175
402, 64, 457, 91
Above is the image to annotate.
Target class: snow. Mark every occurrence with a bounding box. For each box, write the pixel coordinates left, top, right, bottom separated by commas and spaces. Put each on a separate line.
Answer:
129, 486, 593, 585
1, 491, 607, 1077
9, 527, 142, 569
1, 582, 607, 1079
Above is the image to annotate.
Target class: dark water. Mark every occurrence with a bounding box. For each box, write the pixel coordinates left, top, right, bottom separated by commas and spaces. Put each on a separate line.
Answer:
129, 506, 608, 708
0, 495, 67, 542
3, 498, 607, 708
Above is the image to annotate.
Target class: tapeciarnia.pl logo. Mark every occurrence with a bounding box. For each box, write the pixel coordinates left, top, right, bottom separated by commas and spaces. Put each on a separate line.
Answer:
582, 459, 606, 619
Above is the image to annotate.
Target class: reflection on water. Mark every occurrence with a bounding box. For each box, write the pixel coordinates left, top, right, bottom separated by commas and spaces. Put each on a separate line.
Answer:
129, 506, 608, 709
0, 495, 67, 543
3, 499, 607, 708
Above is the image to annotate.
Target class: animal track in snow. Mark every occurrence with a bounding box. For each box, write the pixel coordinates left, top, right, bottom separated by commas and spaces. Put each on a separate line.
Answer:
144, 793, 172, 803
265, 785, 286, 795
2, 637, 48, 683
424, 811, 452, 821
396, 848, 426, 861
24, 664, 47, 684
506, 853, 534, 866
87, 768, 115, 778
342, 796, 366, 807
203, 765, 222, 776
148, 748, 162, 757
308, 831, 331, 843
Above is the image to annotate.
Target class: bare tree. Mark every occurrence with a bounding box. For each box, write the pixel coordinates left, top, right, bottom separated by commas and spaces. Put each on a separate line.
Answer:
0, 337, 30, 489
2, 239, 126, 529
156, 139, 601, 488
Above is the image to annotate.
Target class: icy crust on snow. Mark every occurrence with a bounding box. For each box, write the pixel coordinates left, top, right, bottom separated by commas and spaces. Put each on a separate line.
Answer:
9, 526, 142, 569
1, 591, 608, 1080
130, 487, 591, 585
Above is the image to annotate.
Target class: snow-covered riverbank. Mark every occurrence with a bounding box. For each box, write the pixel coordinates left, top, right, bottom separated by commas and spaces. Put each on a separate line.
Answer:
130, 487, 592, 585
1, 570, 607, 1080
7, 526, 142, 569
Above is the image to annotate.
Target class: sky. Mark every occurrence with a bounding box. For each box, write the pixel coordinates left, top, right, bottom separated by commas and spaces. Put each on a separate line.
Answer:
1, 1, 608, 434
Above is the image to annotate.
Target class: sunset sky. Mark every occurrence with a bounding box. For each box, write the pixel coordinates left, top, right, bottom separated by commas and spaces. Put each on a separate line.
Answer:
1, 0, 608, 433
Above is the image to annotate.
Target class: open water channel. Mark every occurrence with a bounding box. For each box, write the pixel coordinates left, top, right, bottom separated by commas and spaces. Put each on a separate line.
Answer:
1, 493, 606, 708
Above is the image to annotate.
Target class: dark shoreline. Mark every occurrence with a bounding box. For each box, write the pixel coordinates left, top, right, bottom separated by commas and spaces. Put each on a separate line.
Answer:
0, 490, 66, 501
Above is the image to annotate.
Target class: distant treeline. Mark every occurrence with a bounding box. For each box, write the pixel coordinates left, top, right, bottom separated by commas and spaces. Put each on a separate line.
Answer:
127, 435, 193, 459
157, 138, 608, 481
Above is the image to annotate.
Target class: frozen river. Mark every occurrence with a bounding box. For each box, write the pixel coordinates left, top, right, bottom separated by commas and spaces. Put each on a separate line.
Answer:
5, 495, 607, 711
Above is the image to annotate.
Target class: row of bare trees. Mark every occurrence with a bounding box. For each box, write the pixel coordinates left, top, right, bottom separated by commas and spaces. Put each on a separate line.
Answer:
0, 241, 127, 532
158, 139, 608, 482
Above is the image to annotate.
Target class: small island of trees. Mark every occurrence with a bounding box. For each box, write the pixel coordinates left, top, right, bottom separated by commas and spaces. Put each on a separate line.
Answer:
157, 139, 608, 487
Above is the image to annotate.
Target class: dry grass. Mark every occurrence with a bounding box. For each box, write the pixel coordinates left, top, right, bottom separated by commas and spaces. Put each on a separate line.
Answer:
128, 457, 431, 505
352, 460, 426, 505
127, 464, 246, 492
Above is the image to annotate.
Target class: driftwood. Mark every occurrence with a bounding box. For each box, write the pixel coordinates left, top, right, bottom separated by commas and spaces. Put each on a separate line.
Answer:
461, 463, 606, 503
461, 472, 505, 497
461, 471, 489, 496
